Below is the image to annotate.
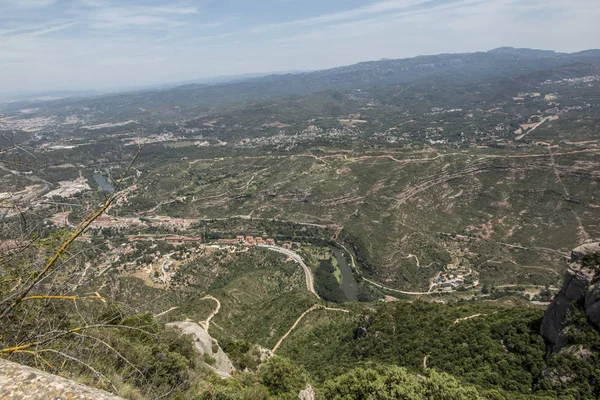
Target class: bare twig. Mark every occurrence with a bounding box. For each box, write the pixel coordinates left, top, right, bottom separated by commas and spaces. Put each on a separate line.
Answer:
0, 322, 155, 354
71, 332, 145, 380
19, 293, 106, 303
41, 349, 118, 393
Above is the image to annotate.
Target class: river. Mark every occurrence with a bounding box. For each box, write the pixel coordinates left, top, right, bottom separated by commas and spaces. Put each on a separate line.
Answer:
93, 173, 114, 192
332, 247, 358, 301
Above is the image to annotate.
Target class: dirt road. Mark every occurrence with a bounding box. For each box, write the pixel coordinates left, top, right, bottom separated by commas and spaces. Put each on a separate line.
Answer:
454, 313, 487, 325
199, 295, 220, 331
272, 304, 349, 353
515, 116, 552, 140
153, 306, 179, 318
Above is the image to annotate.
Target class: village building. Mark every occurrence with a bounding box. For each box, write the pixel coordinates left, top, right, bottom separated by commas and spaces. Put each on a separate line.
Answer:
166, 236, 203, 245
217, 239, 238, 245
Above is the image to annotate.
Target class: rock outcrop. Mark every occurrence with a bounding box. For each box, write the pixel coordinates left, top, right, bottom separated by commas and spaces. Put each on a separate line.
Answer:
167, 321, 236, 378
256, 345, 275, 362
298, 384, 316, 400
0, 358, 123, 399
540, 241, 600, 353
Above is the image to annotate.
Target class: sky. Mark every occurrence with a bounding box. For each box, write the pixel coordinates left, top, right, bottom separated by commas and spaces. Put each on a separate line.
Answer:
0, 0, 599, 94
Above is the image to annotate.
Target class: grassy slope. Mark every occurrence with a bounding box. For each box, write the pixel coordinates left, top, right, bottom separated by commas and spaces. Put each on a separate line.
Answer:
86, 240, 596, 399
99, 248, 319, 349
278, 300, 555, 398
116, 146, 599, 292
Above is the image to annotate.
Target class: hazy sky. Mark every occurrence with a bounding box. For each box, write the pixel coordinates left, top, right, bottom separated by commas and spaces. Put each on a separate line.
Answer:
1, 0, 599, 94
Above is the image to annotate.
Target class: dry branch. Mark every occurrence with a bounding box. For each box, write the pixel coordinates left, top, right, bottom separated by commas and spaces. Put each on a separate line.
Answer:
20, 293, 106, 303
0, 146, 143, 319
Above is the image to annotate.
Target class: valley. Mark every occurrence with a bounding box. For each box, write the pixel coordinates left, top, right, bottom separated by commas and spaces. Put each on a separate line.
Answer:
1, 47, 599, 399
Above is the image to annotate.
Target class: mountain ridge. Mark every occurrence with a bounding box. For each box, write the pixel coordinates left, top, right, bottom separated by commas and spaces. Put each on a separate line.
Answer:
4, 47, 600, 115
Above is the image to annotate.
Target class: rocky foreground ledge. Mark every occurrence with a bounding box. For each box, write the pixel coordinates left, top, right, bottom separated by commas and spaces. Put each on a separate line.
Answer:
0, 358, 122, 400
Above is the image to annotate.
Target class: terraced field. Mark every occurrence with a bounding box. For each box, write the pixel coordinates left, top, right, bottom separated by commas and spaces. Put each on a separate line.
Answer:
109, 143, 600, 291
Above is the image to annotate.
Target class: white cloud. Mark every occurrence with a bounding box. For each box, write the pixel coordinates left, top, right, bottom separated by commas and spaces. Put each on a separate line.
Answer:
251, 0, 429, 33
27, 21, 79, 36
79, 4, 197, 30
152, 6, 198, 15
0, 20, 77, 38
0, 0, 57, 8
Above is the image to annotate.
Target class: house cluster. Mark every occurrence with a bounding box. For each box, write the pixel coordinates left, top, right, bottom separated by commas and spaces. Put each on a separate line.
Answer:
434, 273, 465, 292
217, 235, 276, 247
164, 236, 203, 246
84, 215, 193, 231
127, 236, 204, 246
92, 215, 146, 229
148, 216, 194, 229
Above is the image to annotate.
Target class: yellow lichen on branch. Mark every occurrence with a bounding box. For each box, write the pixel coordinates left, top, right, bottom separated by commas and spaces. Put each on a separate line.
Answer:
0, 342, 42, 353
0, 322, 149, 354
20, 293, 106, 303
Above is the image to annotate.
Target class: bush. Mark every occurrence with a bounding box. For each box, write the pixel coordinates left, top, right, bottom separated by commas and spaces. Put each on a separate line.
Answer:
259, 357, 310, 398
322, 365, 480, 399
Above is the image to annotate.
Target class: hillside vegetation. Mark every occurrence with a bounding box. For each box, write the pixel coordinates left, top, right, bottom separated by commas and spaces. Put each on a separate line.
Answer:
1, 48, 600, 399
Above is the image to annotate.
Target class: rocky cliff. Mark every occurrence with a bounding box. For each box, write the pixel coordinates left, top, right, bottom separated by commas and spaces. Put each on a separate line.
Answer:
167, 321, 236, 378
0, 358, 123, 399
541, 241, 600, 353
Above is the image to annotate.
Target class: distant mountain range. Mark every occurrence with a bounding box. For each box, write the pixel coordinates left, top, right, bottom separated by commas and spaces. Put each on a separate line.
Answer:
3, 47, 599, 115
0, 90, 100, 103
151, 70, 310, 89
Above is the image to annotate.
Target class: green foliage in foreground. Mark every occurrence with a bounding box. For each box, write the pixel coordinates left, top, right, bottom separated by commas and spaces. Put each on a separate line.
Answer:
279, 301, 573, 398
543, 304, 600, 399
8, 279, 600, 400
322, 365, 480, 400
3, 306, 206, 399
259, 357, 311, 398
197, 358, 482, 400
8, 240, 597, 400
196, 357, 310, 400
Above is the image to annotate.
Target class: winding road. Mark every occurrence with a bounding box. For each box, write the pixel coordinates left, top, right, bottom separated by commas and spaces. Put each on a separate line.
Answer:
199, 295, 221, 331
258, 244, 319, 298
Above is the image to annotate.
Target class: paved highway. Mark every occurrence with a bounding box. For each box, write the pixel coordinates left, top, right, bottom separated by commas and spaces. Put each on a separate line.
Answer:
258, 244, 319, 298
